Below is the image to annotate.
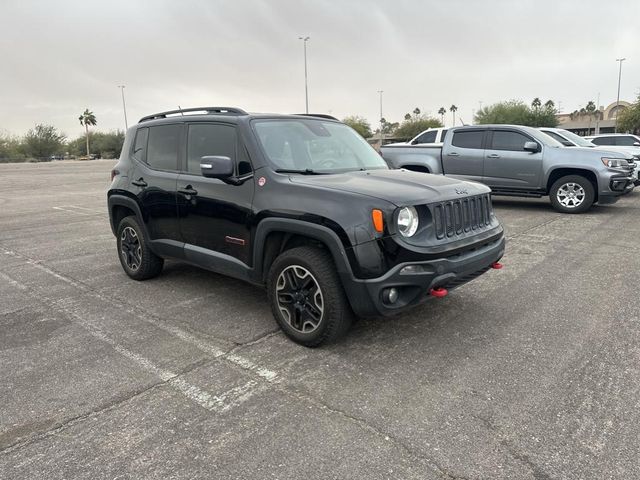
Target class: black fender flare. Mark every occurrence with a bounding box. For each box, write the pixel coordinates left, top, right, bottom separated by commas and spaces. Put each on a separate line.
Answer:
107, 193, 146, 237
252, 218, 355, 282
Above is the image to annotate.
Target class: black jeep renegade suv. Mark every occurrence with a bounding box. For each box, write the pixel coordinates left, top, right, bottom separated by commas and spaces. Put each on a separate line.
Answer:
108, 107, 505, 346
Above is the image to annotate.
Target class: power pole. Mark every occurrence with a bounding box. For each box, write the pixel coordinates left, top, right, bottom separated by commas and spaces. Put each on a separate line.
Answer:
615, 58, 626, 133
118, 85, 128, 129
299, 36, 310, 114
378, 90, 384, 147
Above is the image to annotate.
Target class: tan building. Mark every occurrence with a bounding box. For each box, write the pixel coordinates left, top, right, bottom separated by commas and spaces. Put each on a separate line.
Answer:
556, 101, 630, 136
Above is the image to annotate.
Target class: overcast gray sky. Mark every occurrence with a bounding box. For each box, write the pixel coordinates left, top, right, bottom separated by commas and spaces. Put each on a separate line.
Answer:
1, 0, 639, 137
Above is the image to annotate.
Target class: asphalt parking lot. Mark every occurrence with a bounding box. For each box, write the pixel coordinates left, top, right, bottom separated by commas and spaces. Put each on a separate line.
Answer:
1, 159, 639, 479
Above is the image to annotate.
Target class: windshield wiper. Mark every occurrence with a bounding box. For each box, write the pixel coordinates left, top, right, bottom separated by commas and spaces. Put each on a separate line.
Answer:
275, 168, 325, 175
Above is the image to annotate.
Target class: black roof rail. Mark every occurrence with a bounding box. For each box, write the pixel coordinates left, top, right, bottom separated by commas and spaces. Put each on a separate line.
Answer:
295, 113, 339, 121
139, 107, 248, 123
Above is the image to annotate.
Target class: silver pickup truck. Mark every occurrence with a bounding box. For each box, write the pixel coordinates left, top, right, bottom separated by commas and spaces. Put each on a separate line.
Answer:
381, 124, 635, 213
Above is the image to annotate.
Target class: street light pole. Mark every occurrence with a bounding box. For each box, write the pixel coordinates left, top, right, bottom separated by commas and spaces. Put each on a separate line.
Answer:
118, 85, 128, 130
298, 36, 310, 114
615, 57, 626, 133
377, 90, 384, 147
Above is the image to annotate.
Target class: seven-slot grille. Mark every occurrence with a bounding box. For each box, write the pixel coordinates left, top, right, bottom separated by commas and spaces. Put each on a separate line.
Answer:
431, 194, 493, 240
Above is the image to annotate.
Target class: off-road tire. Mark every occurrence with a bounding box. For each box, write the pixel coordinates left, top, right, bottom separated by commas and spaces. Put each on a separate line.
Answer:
116, 215, 164, 280
267, 246, 353, 347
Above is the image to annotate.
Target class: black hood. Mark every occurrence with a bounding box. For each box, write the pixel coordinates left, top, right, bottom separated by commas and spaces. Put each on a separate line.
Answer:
289, 169, 491, 206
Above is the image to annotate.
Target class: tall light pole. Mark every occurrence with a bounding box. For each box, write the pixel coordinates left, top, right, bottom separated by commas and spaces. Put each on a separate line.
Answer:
118, 85, 128, 130
615, 57, 626, 133
377, 90, 384, 147
298, 36, 310, 113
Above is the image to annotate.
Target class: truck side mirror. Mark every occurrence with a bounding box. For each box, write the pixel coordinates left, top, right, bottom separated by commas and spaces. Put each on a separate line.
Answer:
634, 142, 640, 146
201, 156, 234, 179
523, 141, 540, 153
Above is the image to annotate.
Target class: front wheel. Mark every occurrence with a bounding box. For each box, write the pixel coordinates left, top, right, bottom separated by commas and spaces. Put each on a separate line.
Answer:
267, 246, 353, 347
549, 175, 595, 214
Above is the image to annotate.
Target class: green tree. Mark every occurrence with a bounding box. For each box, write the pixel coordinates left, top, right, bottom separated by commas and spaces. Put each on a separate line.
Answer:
78, 108, 97, 157
378, 118, 399, 135
22, 124, 66, 159
394, 114, 443, 141
67, 130, 126, 158
342, 116, 372, 139
617, 94, 640, 134
475, 99, 558, 127
449, 105, 458, 126
438, 107, 446, 125
0, 131, 25, 161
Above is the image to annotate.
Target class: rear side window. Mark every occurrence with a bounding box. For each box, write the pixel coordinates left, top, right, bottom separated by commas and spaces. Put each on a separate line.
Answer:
133, 128, 148, 162
440, 129, 448, 141
147, 125, 181, 171
591, 137, 614, 145
543, 130, 570, 144
451, 130, 484, 149
491, 131, 533, 151
615, 136, 638, 146
187, 124, 237, 174
414, 130, 437, 144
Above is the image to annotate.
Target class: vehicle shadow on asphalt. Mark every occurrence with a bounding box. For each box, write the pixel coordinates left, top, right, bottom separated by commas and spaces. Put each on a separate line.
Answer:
491, 197, 625, 215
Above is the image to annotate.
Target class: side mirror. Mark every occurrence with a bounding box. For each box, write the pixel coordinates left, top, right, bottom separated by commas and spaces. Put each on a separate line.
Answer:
201, 156, 233, 179
634, 142, 640, 146
523, 141, 540, 153
411, 139, 419, 145
561, 141, 574, 147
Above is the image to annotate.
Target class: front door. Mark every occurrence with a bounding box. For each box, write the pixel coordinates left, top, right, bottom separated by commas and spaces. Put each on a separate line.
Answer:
483, 129, 543, 190
177, 123, 255, 266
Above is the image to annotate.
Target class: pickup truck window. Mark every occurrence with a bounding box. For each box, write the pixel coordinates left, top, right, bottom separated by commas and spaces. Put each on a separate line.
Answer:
615, 136, 638, 146
451, 130, 484, 149
254, 119, 388, 173
543, 130, 570, 145
491, 131, 534, 152
415, 130, 437, 144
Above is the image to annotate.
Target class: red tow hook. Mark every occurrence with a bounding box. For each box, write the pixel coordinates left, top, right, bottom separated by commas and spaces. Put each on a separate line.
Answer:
491, 262, 504, 270
430, 287, 448, 298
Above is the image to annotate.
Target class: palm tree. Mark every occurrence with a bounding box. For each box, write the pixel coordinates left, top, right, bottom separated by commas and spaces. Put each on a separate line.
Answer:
585, 101, 596, 134
413, 107, 421, 117
438, 107, 446, 125
449, 105, 458, 126
78, 109, 97, 157
531, 97, 542, 109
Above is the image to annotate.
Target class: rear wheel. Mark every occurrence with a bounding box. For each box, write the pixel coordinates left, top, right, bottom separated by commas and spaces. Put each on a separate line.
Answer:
549, 175, 595, 214
267, 246, 352, 347
116, 216, 164, 280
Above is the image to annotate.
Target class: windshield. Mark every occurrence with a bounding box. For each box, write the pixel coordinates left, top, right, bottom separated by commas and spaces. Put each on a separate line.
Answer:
253, 119, 388, 173
558, 129, 595, 147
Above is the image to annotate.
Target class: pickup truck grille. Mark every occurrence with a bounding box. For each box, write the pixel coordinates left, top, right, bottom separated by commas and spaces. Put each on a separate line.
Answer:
432, 194, 493, 240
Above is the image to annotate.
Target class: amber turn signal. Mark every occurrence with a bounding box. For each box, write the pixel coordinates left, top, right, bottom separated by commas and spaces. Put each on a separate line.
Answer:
372, 209, 384, 233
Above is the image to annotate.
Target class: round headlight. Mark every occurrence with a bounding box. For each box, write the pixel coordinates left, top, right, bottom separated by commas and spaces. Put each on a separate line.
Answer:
397, 206, 419, 237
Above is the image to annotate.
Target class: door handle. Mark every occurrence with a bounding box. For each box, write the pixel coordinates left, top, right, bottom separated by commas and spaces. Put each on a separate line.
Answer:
131, 178, 147, 187
178, 186, 198, 196
447, 152, 459, 157
487, 154, 500, 158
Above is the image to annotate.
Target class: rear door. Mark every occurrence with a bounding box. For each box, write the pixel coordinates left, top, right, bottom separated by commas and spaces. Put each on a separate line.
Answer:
129, 124, 183, 246
442, 128, 486, 182
483, 129, 543, 190
176, 122, 255, 266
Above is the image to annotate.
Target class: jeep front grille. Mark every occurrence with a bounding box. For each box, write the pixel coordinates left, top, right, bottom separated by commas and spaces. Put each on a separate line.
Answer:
432, 194, 493, 240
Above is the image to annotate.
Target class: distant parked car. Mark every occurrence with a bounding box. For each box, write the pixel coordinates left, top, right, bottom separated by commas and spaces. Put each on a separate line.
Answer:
386, 127, 448, 146
585, 133, 640, 147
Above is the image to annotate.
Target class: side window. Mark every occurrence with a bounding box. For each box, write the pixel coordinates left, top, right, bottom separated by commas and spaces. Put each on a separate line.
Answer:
187, 124, 238, 175
439, 129, 448, 142
544, 130, 569, 144
414, 130, 437, 144
491, 131, 533, 151
147, 125, 181, 171
615, 136, 636, 146
592, 137, 613, 145
132, 128, 148, 162
451, 130, 484, 149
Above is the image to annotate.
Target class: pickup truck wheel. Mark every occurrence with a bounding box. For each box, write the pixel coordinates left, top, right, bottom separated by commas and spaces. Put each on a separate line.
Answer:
267, 246, 353, 347
116, 216, 164, 280
549, 175, 595, 214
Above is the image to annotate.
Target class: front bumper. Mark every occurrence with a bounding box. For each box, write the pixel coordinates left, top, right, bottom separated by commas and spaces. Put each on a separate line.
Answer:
597, 170, 635, 203
340, 234, 505, 317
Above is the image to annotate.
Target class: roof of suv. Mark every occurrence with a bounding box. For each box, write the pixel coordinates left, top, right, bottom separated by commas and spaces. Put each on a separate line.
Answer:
137, 106, 339, 126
